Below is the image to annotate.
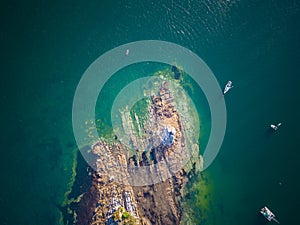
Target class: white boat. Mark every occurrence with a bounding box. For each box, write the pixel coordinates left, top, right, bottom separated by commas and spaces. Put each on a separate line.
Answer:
260, 206, 280, 224
223, 81, 233, 94
270, 122, 282, 131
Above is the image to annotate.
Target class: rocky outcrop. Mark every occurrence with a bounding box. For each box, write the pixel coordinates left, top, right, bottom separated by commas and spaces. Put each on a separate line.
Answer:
61, 74, 205, 224
85, 81, 203, 225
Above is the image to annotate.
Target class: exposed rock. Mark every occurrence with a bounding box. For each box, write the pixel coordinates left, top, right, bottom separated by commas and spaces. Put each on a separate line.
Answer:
67, 79, 203, 225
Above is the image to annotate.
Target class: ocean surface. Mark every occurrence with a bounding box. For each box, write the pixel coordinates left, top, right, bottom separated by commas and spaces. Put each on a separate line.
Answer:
1, 0, 300, 224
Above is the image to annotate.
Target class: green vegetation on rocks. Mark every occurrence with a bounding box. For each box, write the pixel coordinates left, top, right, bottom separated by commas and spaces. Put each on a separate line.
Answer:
112, 207, 137, 225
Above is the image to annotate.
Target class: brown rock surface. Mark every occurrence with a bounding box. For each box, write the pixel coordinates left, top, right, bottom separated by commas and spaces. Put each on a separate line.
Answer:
74, 81, 202, 225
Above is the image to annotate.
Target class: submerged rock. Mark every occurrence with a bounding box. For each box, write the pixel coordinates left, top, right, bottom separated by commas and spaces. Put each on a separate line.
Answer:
171, 65, 182, 80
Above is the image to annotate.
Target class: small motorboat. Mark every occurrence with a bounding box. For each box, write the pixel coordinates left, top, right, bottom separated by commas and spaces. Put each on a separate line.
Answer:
223, 81, 233, 95
270, 122, 282, 131
260, 206, 280, 224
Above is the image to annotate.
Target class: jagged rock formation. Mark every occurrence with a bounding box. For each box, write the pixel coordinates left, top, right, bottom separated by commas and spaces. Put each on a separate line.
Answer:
85, 81, 203, 225
89, 142, 141, 225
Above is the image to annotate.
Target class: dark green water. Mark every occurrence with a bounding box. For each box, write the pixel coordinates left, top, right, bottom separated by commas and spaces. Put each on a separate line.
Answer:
1, 0, 299, 224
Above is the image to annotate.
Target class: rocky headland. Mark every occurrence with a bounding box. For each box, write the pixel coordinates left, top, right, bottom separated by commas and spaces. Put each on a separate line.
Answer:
62, 74, 204, 225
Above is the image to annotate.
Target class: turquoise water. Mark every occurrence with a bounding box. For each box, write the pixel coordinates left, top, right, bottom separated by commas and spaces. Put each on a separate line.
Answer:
1, 0, 299, 224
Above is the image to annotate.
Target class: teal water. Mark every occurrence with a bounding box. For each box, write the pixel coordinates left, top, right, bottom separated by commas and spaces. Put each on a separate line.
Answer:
1, 0, 299, 224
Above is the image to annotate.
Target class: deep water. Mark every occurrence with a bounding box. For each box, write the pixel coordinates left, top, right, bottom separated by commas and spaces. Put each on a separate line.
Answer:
1, 0, 299, 224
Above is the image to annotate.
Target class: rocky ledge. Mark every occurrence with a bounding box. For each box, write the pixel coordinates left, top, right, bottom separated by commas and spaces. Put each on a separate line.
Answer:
65, 79, 203, 225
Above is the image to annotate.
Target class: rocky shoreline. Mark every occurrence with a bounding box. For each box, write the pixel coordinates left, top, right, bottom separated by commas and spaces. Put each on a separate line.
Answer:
62, 78, 203, 225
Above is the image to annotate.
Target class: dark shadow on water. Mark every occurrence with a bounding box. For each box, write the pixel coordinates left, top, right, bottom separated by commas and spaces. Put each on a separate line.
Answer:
56, 148, 94, 225
218, 92, 225, 100
265, 127, 277, 139
255, 214, 269, 225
